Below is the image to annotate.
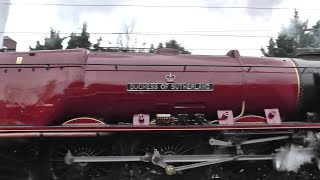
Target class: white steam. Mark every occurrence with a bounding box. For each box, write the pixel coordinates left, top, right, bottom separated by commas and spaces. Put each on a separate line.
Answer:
0, 0, 10, 48
275, 132, 319, 173
275, 145, 314, 172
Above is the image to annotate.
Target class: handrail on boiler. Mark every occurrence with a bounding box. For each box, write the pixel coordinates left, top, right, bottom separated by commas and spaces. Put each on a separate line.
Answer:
0, 63, 318, 73
0, 63, 319, 68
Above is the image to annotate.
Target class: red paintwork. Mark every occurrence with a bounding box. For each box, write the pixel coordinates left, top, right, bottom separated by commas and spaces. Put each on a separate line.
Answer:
235, 115, 267, 123
0, 49, 299, 126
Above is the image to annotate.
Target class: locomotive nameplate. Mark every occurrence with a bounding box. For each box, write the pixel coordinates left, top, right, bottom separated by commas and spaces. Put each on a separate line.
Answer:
127, 83, 213, 91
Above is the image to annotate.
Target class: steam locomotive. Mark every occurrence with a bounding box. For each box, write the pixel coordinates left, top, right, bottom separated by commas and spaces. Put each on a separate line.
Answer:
1, 48, 320, 180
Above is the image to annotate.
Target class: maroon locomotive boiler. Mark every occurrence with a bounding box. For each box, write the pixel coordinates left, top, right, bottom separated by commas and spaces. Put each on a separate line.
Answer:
0, 48, 302, 125
1, 48, 320, 180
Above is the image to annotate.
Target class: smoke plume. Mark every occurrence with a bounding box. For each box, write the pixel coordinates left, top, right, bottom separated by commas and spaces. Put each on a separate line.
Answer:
205, 0, 283, 19
0, 0, 10, 48
56, 0, 125, 26
246, 0, 283, 19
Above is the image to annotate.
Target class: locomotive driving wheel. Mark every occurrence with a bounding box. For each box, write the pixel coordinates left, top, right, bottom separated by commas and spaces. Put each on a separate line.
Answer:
123, 137, 205, 180
47, 140, 112, 180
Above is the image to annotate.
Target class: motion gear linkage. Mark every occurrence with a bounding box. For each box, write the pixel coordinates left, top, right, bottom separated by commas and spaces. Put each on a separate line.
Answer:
64, 149, 277, 175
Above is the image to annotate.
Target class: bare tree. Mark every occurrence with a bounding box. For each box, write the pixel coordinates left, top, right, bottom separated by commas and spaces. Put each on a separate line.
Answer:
117, 20, 136, 52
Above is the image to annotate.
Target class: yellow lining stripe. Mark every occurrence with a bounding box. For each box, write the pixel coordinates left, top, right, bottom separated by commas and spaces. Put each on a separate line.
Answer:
235, 115, 266, 121
63, 117, 105, 126
289, 58, 300, 106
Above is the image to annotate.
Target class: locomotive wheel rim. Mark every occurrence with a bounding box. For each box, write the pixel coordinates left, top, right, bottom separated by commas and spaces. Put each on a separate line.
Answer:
48, 142, 112, 180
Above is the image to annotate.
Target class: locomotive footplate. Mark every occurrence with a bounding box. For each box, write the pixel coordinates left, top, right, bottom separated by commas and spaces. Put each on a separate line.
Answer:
1, 122, 320, 137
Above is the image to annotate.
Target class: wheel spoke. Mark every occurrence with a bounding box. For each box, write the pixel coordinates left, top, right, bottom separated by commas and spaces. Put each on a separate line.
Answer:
49, 142, 112, 180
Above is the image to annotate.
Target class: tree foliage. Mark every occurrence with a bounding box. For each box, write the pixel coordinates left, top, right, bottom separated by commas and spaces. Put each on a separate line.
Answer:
93, 37, 102, 51
67, 23, 91, 49
157, 42, 163, 49
29, 23, 193, 55
150, 40, 191, 54
30, 29, 65, 51
262, 10, 320, 57
312, 21, 320, 47
261, 35, 297, 57
164, 39, 191, 54
149, 44, 155, 53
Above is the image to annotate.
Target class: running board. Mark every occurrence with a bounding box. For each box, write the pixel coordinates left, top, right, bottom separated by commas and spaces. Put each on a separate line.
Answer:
2, 123, 320, 135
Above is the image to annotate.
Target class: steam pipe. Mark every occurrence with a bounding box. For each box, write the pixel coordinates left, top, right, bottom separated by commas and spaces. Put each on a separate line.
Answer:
235, 101, 246, 120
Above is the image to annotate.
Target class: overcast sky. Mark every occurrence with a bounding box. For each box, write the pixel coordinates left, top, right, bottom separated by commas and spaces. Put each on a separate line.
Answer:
1, 0, 320, 56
